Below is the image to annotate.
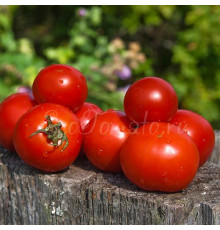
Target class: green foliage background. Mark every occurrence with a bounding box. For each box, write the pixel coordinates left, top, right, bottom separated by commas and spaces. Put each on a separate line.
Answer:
0, 6, 220, 128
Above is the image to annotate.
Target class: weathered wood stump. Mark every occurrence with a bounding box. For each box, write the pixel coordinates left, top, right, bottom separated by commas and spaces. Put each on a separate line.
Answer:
0, 131, 220, 225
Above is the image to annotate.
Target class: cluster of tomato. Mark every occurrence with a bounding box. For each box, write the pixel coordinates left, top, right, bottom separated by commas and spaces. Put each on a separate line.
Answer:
0, 64, 215, 192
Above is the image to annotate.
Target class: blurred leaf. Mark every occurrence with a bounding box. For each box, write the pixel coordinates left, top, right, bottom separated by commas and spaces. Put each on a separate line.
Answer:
45, 46, 74, 63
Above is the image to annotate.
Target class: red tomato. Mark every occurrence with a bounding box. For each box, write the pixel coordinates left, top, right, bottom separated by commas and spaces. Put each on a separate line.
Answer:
170, 110, 215, 167
120, 122, 199, 192
0, 93, 36, 151
124, 77, 178, 124
75, 102, 103, 131
13, 103, 82, 172
32, 64, 88, 111
83, 110, 131, 172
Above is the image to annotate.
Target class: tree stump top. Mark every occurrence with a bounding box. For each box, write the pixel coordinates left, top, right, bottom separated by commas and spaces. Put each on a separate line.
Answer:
1, 144, 220, 225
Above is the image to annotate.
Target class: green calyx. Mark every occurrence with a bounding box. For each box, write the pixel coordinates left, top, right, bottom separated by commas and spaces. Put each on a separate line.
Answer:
29, 115, 69, 152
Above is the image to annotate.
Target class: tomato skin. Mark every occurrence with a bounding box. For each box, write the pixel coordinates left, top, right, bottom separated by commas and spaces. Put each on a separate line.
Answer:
0, 93, 36, 151
170, 110, 215, 167
124, 77, 178, 124
13, 103, 82, 172
83, 110, 131, 172
75, 102, 103, 131
32, 64, 88, 111
120, 122, 199, 192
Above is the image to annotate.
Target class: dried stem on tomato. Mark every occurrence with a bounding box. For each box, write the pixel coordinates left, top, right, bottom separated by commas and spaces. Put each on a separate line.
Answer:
29, 115, 69, 152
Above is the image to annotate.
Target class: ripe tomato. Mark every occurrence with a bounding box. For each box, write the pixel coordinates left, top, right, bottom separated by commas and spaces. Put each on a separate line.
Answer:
32, 64, 88, 111
13, 103, 82, 172
83, 110, 131, 172
170, 110, 215, 167
75, 102, 103, 131
120, 122, 199, 192
0, 93, 36, 151
124, 77, 178, 124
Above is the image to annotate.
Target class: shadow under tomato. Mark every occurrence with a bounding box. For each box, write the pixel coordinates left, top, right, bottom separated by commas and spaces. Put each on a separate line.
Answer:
74, 151, 184, 195
0, 146, 69, 176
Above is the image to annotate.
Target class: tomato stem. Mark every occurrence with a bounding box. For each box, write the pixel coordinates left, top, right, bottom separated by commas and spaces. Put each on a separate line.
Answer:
29, 115, 69, 152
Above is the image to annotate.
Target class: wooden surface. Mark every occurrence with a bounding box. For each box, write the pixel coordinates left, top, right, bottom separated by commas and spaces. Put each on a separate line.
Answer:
0, 131, 220, 225
209, 130, 220, 165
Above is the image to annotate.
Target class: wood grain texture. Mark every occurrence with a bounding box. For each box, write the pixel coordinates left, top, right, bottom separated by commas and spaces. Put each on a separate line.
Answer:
208, 130, 220, 165
0, 131, 220, 225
